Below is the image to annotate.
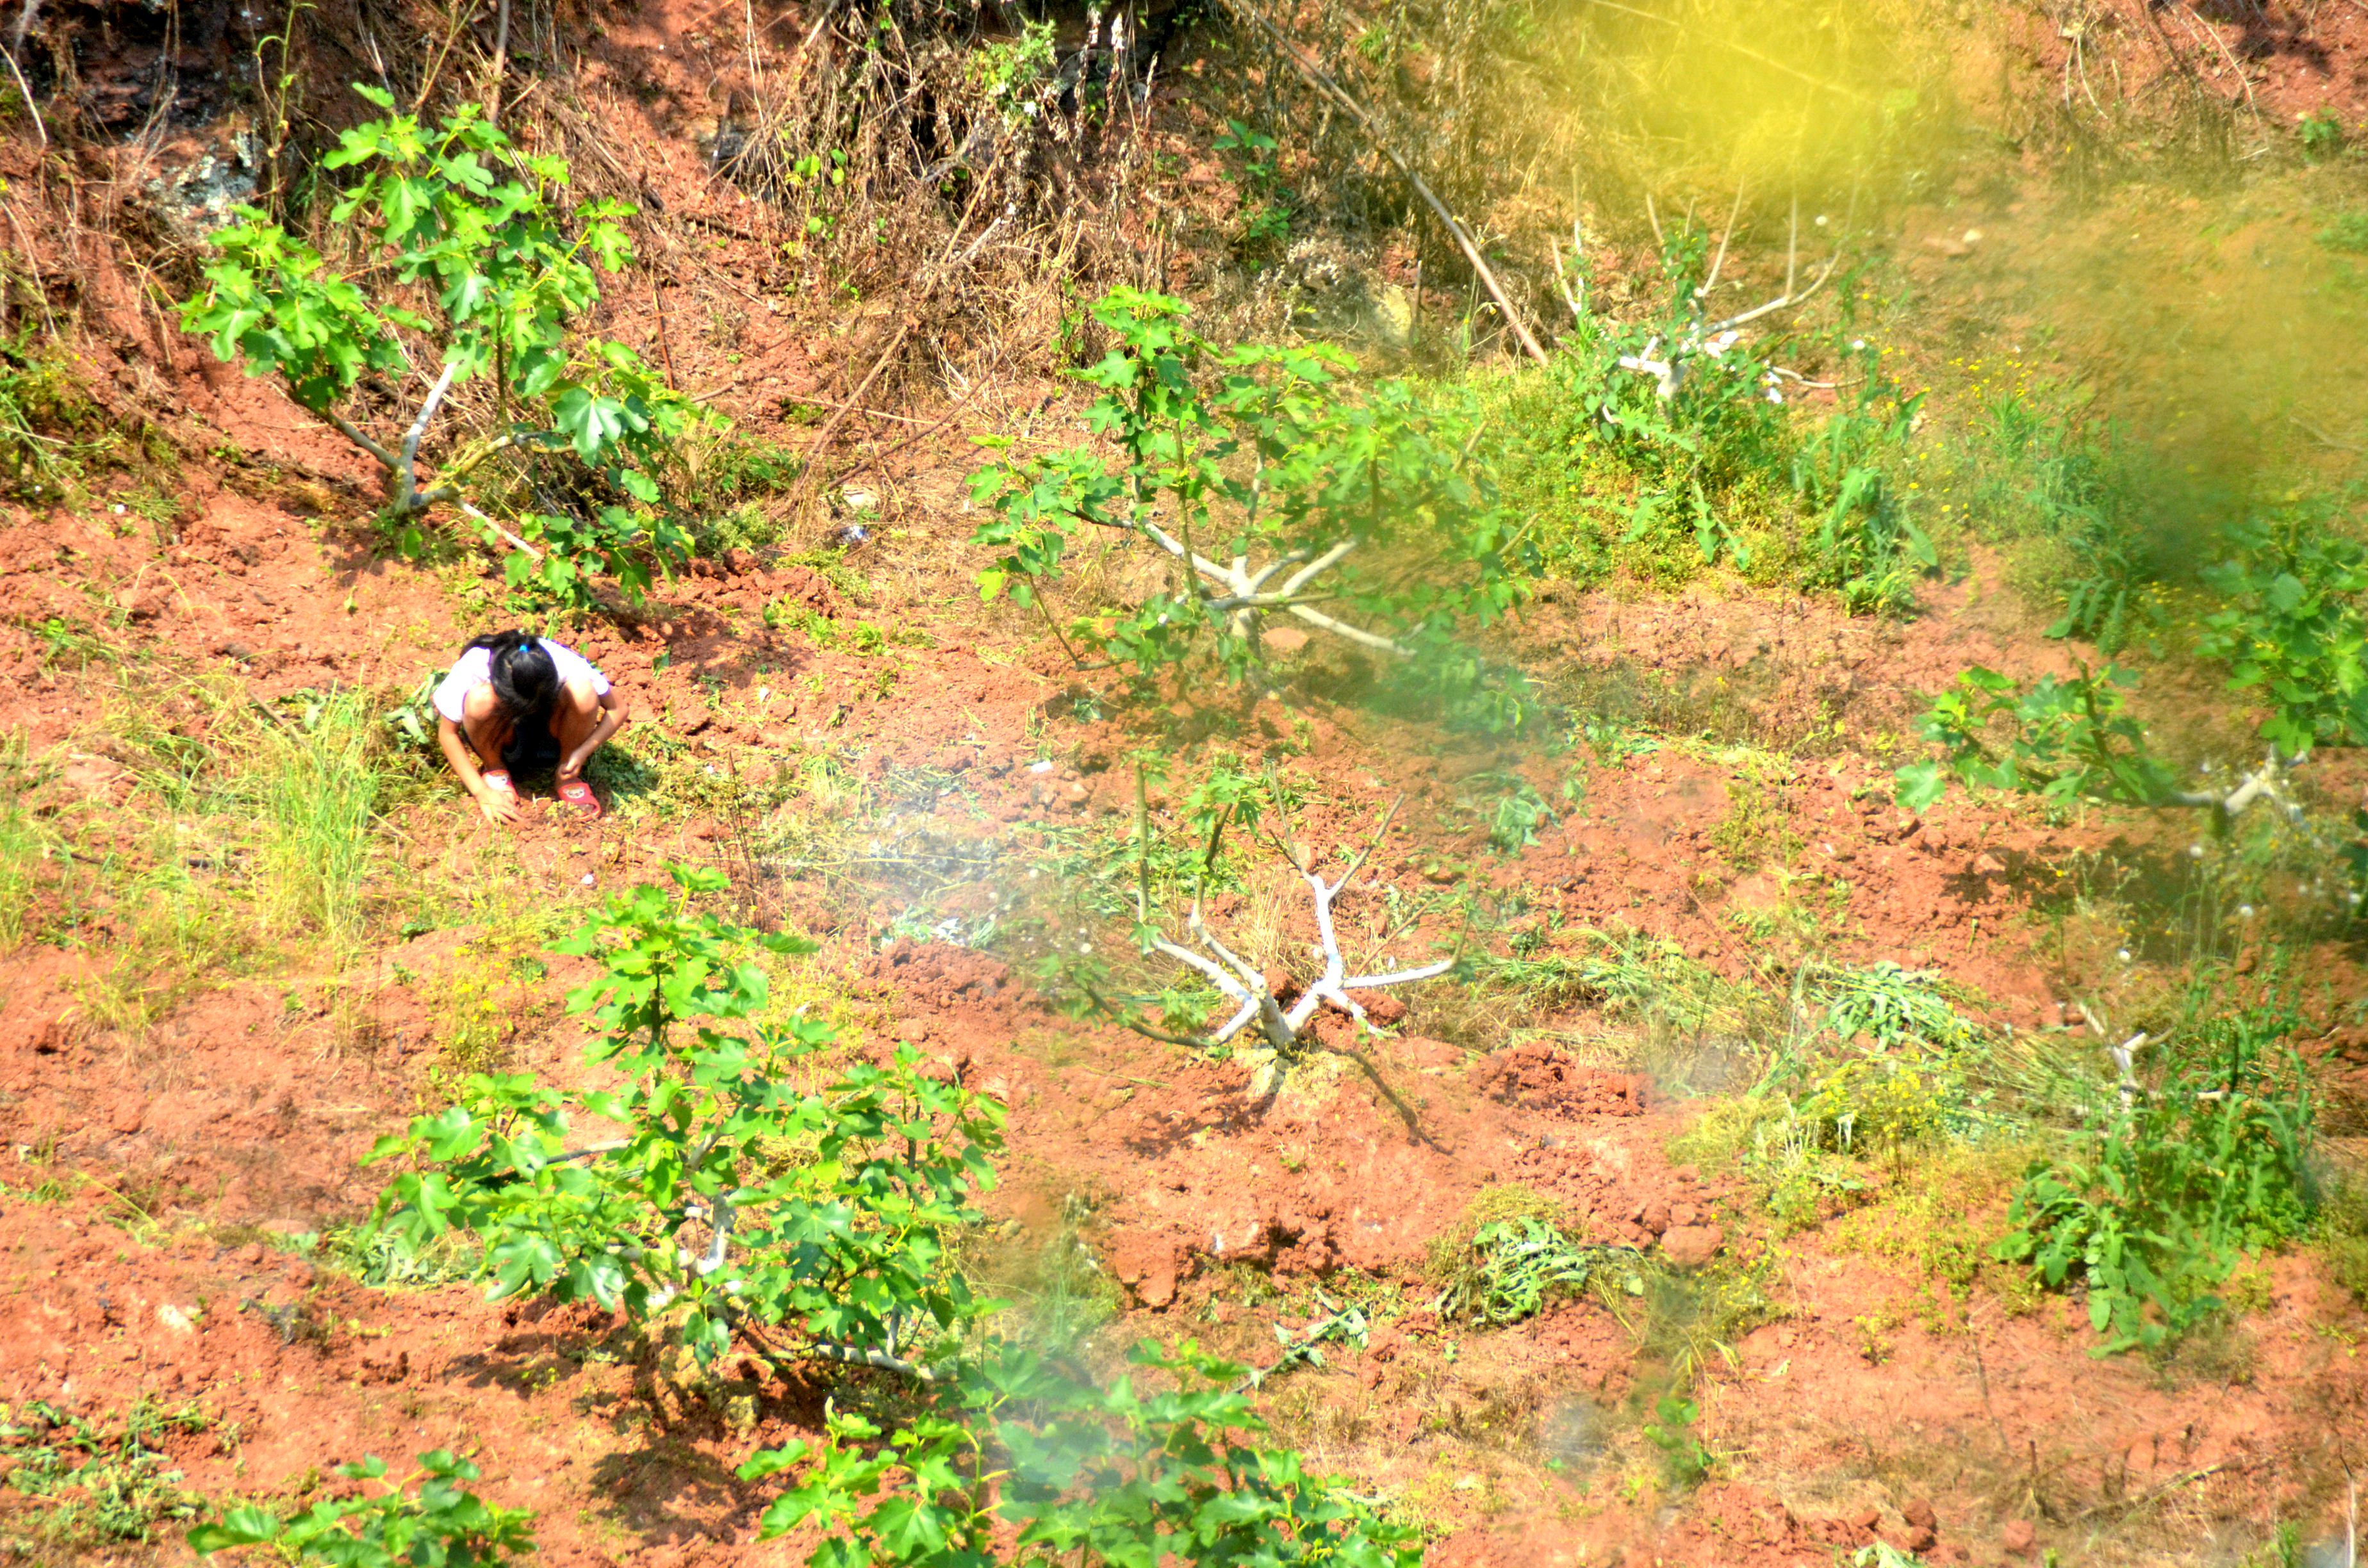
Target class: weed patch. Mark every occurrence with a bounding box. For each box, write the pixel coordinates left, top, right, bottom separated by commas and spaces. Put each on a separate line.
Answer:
1432, 1216, 1647, 1325
2000, 1009, 2315, 1354
0, 1398, 214, 1549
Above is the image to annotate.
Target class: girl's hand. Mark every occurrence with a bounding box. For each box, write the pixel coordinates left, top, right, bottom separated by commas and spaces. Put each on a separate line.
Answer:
479, 788, 523, 824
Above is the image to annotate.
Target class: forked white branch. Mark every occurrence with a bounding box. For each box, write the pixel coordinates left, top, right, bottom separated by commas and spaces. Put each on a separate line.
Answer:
1110, 516, 1408, 655
1558, 193, 1848, 402
2166, 748, 2308, 822
1137, 795, 1452, 1054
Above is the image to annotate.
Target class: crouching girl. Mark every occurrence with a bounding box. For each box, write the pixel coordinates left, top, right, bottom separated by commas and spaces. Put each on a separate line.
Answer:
434, 630, 624, 822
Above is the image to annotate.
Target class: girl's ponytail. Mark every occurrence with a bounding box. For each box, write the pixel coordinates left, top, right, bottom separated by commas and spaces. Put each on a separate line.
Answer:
463, 630, 559, 722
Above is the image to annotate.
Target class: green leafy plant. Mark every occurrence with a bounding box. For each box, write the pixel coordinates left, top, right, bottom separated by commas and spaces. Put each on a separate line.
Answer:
741, 1339, 1422, 1567
1791, 341, 1936, 616
0, 334, 121, 503
2196, 510, 2368, 757
361, 864, 1003, 1376
181, 88, 700, 607
2319, 210, 2368, 255
1807, 961, 1973, 1051
1997, 1009, 2315, 1355
188, 1450, 534, 1564
968, 288, 1531, 687
1893, 664, 2179, 812
1640, 1394, 1714, 1488
1484, 776, 1554, 853
347, 867, 1418, 1564
970, 20, 1060, 128
1213, 119, 1292, 255
2300, 107, 2346, 161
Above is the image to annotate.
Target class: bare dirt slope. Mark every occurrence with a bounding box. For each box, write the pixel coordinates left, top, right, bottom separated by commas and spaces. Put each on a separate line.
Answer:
4, 1, 2368, 1565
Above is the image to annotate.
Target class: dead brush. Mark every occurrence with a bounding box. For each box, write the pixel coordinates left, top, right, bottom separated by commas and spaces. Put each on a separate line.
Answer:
695, 3, 1166, 404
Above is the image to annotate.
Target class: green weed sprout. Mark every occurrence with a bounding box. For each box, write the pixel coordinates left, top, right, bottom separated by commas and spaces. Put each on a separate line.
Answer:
1641, 1395, 1715, 1489
361, 863, 1003, 1377
181, 88, 702, 608
188, 1451, 533, 1565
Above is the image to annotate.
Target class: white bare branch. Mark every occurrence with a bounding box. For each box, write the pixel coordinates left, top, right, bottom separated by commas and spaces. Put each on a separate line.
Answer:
1123, 518, 1410, 657
1140, 797, 1449, 1055
2167, 749, 2306, 822
1564, 190, 1852, 403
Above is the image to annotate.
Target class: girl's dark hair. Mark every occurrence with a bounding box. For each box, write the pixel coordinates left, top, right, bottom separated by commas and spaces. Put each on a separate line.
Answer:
464, 630, 559, 721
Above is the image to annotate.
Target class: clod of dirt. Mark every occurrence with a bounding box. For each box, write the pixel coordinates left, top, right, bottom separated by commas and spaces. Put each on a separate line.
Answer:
2001, 1519, 2037, 1556
1658, 1224, 1725, 1269
1105, 1230, 1187, 1309
1474, 1041, 1648, 1117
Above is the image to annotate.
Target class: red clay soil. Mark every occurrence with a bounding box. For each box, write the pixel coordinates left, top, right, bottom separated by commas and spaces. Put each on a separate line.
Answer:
6, 2, 2368, 1564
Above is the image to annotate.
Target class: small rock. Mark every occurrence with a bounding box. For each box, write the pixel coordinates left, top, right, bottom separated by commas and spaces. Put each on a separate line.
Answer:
1903, 1498, 1937, 1532
1903, 1525, 1937, 1554
1670, 1202, 1700, 1227
236, 1242, 265, 1265
1639, 1199, 1671, 1236
1261, 625, 1310, 654
156, 1303, 195, 1335
1971, 851, 2005, 876
1849, 1505, 1882, 1536
109, 1097, 146, 1136
2001, 1519, 2035, 1556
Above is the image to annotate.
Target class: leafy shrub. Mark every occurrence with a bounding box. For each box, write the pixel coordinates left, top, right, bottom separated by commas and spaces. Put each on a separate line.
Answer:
1501, 243, 1793, 584
363, 864, 1003, 1374
1894, 664, 2176, 812
1789, 342, 1936, 616
352, 868, 1418, 1563
189, 1451, 534, 1565
1495, 233, 1930, 612
1998, 1010, 2315, 1354
745, 1339, 1421, 1567
181, 89, 700, 608
2196, 510, 2368, 756
2320, 210, 2368, 255
968, 288, 1531, 686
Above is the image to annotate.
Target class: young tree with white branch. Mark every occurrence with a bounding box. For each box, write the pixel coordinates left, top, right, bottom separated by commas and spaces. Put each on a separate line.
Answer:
183, 88, 702, 608
968, 288, 1533, 685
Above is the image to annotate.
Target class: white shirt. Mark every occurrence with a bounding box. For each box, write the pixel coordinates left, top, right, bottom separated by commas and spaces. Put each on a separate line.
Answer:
432, 639, 611, 723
